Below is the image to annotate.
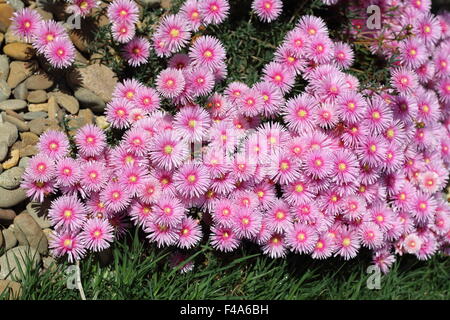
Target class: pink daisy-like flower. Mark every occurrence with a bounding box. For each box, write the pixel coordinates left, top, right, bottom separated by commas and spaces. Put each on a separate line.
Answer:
415, 90, 440, 125
154, 196, 185, 228
411, 192, 437, 224
341, 194, 365, 221
402, 233, 423, 254
212, 199, 236, 227
11, 8, 41, 42
305, 34, 334, 64
265, 200, 292, 233
356, 135, 388, 167
145, 222, 178, 247
237, 88, 264, 117
225, 81, 249, 104
80, 218, 114, 252
119, 164, 147, 196
174, 105, 211, 143
335, 227, 360, 260
32, 20, 66, 54
150, 131, 188, 171
37, 130, 70, 160
287, 223, 318, 254
262, 233, 287, 258
364, 96, 393, 134
284, 27, 307, 57
274, 44, 305, 75
67, 0, 98, 17
283, 93, 317, 134
210, 225, 240, 252
180, 0, 202, 31
48, 195, 87, 232
303, 148, 333, 179
156, 68, 186, 99
358, 222, 383, 249
199, 0, 230, 25
49, 231, 85, 263
129, 200, 153, 227
414, 13, 442, 46
311, 233, 336, 259
298, 15, 328, 37
111, 21, 136, 43
137, 176, 162, 205
252, 0, 283, 23
282, 178, 314, 206
123, 127, 151, 157
21, 174, 55, 203
113, 79, 143, 101
186, 68, 215, 97
107, 0, 139, 24
177, 217, 202, 249
233, 208, 262, 239
54, 157, 81, 187
135, 87, 160, 113
106, 98, 132, 129
266, 151, 302, 185
101, 182, 132, 213
263, 62, 295, 94
173, 163, 211, 198
229, 153, 257, 182
315, 103, 339, 129
369, 202, 394, 232
390, 67, 418, 94
333, 41, 354, 69
335, 91, 367, 124
331, 149, 359, 185
80, 161, 108, 193
75, 124, 106, 158
155, 14, 191, 53
437, 77, 450, 104
169, 53, 191, 70
254, 81, 285, 117
122, 36, 150, 67
372, 248, 396, 274
44, 37, 75, 69
399, 38, 427, 69
189, 36, 226, 69
27, 154, 55, 182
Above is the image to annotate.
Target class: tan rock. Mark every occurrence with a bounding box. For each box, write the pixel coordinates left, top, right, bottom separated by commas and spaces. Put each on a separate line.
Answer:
28, 103, 48, 112
27, 90, 47, 104
20, 132, 39, 146
2, 149, 19, 169
7, 61, 37, 89
47, 96, 58, 120
25, 74, 54, 90
3, 43, 35, 61
95, 116, 110, 129
0, 4, 13, 33
13, 213, 48, 254
0, 280, 22, 299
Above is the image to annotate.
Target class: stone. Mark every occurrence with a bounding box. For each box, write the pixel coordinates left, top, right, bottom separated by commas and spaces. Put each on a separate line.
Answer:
0, 246, 41, 280
42, 228, 52, 244
2, 229, 17, 250
17, 144, 37, 158
70, 64, 117, 103
28, 118, 59, 135
7, 61, 36, 89
4, 27, 21, 44
27, 90, 47, 104
2, 149, 19, 169
7, 0, 24, 11
0, 280, 22, 299
49, 92, 79, 114
0, 208, 15, 223
35, 8, 53, 21
28, 103, 48, 112
3, 43, 35, 61
161, 0, 172, 9
18, 156, 29, 169
78, 108, 94, 124
0, 32, 3, 44
47, 96, 58, 120
13, 214, 48, 254
13, 82, 28, 100
26, 202, 51, 229
0, 4, 14, 33
69, 31, 89, 53
42, 256, 56, 271
0, 122, 18, 147
25, 74, 53, 90
2, 114, 29, 132
0, 186, 26, 208
0, 167, 24, 190
0, 79, 10, 102
20, 132, 39, 146
0, 55, 9, 81
95, 116, 109, 129
0, 142, 7, 162
74, 87, 106, 113
23, 111, 47, 121
0, 99, 27, 111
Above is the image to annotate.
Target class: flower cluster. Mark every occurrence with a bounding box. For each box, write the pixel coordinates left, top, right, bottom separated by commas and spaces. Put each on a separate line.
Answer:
11, 8, 76, 68
21, 0, 450, 273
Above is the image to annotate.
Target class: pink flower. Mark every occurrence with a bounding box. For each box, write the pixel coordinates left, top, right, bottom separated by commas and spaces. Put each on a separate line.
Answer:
262, 233, 287, 258
156, 68, 186, 99
173, 163, 211, 198
80, 218, 114, 252
107, 0, 139, 25
390, 67, 418, 94
11, 8, 41, 42
75, 124, 106, 158
180, 0, 203, 31
32, 20, 67, 54
335, 227, 360, 260
49, 231, 85, 263
122, 36, 150, 67
154, 196, 185, 227
37, 130, 70, 159
298, 15, 328, 37
333, 41, 354, 69
150, 131, 188, 170
67, 0, 98, 17
44, 37, 75, 69
155, 14, 191, 53
48, 195, 87, 232
303, 148, 333, 179
199, 0, 230, 25
283, 93, 317, 133
305, 34, 334, 64
80, 161, 108, 193
263, 62, 295, 93
112, 21, 136, 43
210, 225, 240, 252
101, 181, 132, 213
287, 223, 318, 254
233, 208, 262, 239
252, 0, 283, 23
185, 68, 215, 97
177, 217, 202, 249
189, 36, 226, 69
174, 105, 211, 143
106, 98, 133, 129
27, 154, 55, 182
145, 222, 178, 247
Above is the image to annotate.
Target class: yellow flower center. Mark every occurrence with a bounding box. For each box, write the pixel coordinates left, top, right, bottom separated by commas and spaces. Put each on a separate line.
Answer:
342, 237, 351, 247
170, 28, 180, 38
164, 145, 173, 154
64, 210, 73, 218
187, 174, 196, 183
